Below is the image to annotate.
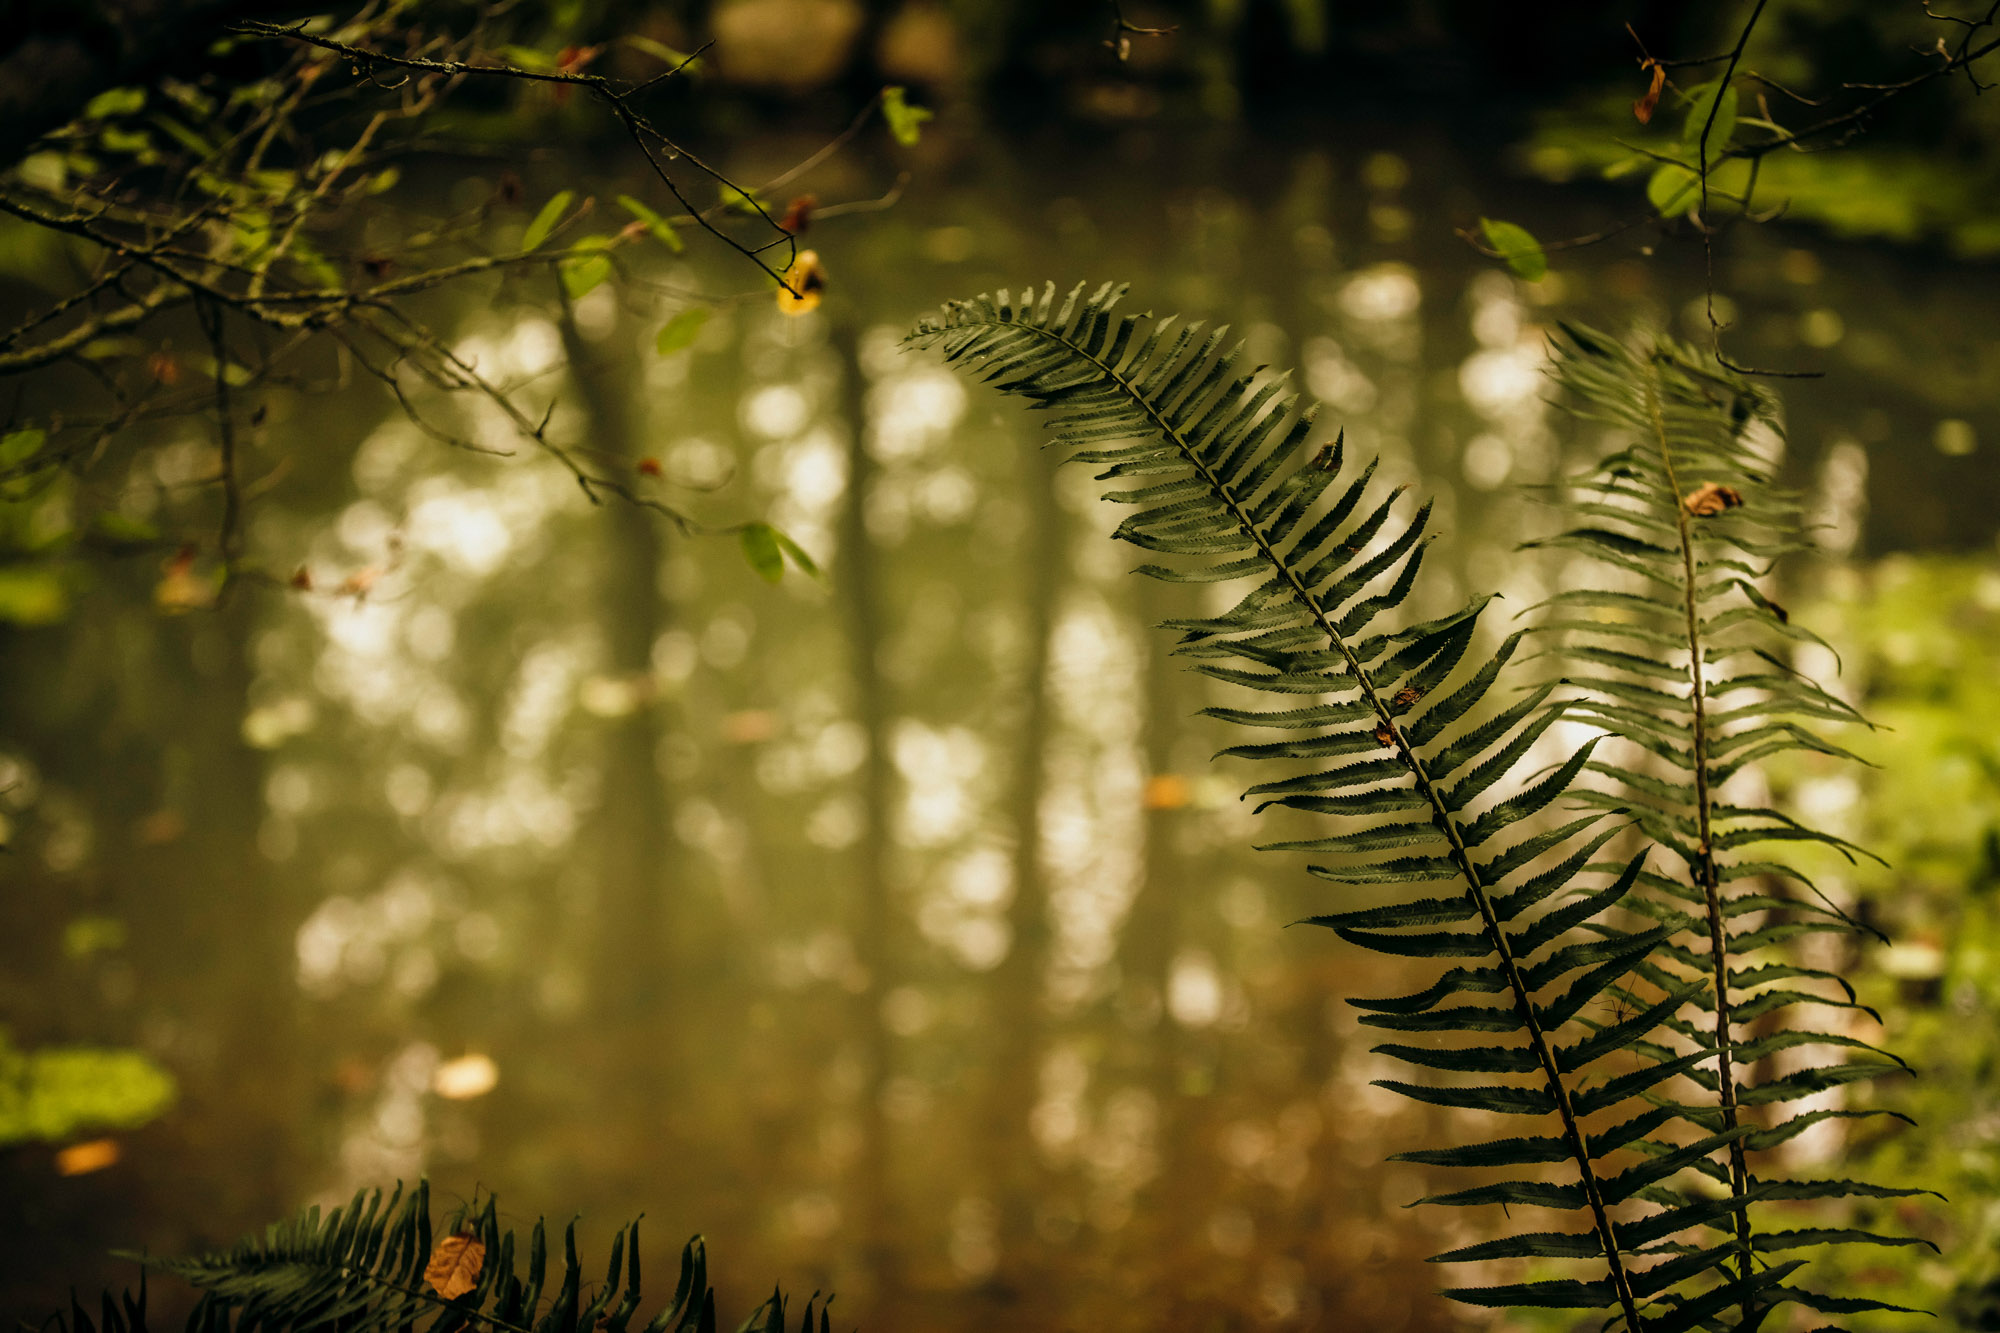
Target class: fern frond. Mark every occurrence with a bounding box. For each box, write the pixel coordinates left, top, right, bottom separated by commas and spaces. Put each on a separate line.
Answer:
1538, 322, 1929, 1323
63, 1180, 822, 1333
907, 282, 1740, 1330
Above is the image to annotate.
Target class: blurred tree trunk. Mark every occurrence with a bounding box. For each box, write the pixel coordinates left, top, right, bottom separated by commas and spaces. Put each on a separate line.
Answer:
557, 304, 674, 1094
834, 316, 897, 1297
980, 442, 1061, 1295
163, 591, 300, 1254
1119, 574, 1198, 1292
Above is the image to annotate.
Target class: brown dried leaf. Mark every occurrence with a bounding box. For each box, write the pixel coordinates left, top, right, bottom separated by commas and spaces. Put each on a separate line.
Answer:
1142, 774, 1191, 811
1682, 481, 1743, 518
1634, 60, 1666, 124
721, 709, 777, 744
1373, 721, 1396, 748
1392, 686, 1423, 712
424, 1233, 485, 1300
55, 1138, 120, 1176
779, 194, 818, 235
54, 1128, 121, 1176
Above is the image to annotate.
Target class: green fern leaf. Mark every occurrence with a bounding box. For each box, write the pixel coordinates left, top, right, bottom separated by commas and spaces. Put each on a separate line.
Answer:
1539, 321, 1927, 1324
84, 1180, 816, 1333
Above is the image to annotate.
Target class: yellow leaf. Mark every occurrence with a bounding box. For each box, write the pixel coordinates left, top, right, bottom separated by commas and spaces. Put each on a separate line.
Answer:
424, 1233, 486, 1300
776, 250, 826, 316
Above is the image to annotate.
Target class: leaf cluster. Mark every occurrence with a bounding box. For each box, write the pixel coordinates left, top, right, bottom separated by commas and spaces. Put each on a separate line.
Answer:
905, 283, 1933, 1329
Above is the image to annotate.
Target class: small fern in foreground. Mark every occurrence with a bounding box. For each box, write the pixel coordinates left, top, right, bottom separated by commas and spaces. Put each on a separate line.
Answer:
906, 281, 1853, 1330
47, 1179, 824, 1333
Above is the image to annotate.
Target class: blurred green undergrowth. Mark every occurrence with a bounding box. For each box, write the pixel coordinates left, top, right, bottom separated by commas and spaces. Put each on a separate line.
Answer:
1771, 557, 2000, 1320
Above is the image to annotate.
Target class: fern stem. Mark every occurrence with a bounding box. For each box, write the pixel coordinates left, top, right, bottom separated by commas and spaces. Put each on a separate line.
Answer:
322, 1262, 537, 1333
1643, 361, 1755, 1321
1021, 315, 1648, 1332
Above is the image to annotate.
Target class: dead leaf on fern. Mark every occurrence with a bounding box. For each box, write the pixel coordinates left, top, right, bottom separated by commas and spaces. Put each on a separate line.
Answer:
1682, 481, 1743, 517
424, 1232, 485, 1299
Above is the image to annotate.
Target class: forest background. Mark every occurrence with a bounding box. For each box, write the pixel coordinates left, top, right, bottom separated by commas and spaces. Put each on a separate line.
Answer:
3, 1, 2000, 1328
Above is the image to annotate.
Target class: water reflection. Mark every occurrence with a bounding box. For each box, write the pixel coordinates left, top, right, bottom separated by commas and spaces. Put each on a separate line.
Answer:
3, 128, 1997, 1328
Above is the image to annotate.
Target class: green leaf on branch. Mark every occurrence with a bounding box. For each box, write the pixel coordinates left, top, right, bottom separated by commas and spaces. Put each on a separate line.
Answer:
0, 429, 46, 468
719, 182, 764, 216
617, 195, 683, 252
521, 190, 574, 251
1479, 218, 1548, 282
496, 45, 558, 71
740, 522, 784, 583
738, 523, 820, 583
621, 34, 703, 74
0, 566, 70, 626
93, 512, 160, 547
83, 87, 146, 120
1646, 163, 1699, 217
772, 529, 822, 581
17, 153, 66, 192
559, 237, 613, 299
882, 86, 933, 146
1681, 80, 1739, 151
655, 307, 710, 355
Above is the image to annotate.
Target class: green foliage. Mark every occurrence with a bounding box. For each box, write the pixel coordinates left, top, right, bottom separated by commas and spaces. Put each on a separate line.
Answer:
1645, 163, 1700, 219
1, 427, 45, 467
0, 1029, 175, 1147
619, 195, 684, 253
0, 564, 69, 625
1519, 69, 2000, 253
559, 236, 615, 299
718, 183, 763, 216
1534, 322, 1932, 1323
1789, 558, 2000, 1321
904, 281, 1833, 1328
520, 191, 575, 252
1479, 217, 1547, 282
656, 307, 710, 355
1680, 81, 1738, 153
53, 1180, 824, 1333
737, 523, 820, 584
740, 522, 785, 583
881, 87, 933, 147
